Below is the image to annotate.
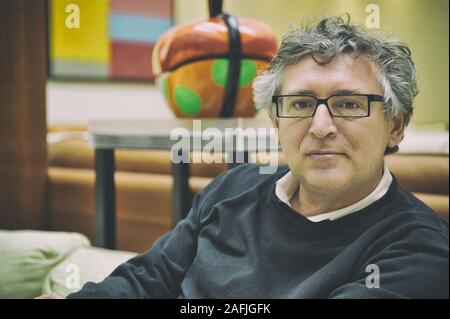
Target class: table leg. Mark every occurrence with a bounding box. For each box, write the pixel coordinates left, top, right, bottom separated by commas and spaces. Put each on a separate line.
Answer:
95, 149, 116, 249
172, 162, 192, 228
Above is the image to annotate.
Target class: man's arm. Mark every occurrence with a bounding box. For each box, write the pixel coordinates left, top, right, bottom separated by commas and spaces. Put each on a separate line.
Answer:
329, 227, 449, 299
67, 193, 204, 299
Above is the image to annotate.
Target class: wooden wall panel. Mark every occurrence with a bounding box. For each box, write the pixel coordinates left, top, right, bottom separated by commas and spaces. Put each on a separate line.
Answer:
0, 0, 48, 229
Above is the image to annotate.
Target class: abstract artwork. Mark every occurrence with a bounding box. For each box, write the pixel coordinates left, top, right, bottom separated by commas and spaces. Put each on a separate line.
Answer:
49, 0, 173, 81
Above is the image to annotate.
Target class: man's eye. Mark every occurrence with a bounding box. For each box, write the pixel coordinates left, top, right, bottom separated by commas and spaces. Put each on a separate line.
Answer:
337, 101, 361, 109
292, 100, 313, 109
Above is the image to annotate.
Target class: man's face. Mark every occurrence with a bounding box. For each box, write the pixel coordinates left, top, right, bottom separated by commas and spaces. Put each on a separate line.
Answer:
275, 53, 404, 196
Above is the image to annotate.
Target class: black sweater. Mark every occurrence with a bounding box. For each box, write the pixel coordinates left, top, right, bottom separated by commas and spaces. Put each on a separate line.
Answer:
69, 164, 449, 299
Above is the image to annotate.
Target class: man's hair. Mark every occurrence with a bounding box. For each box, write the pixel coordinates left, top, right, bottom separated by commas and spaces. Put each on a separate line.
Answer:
253, 15, 419, 154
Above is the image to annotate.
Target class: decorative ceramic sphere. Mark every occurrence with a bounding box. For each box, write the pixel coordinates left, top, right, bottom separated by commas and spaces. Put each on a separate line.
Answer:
152, 17, 277, 118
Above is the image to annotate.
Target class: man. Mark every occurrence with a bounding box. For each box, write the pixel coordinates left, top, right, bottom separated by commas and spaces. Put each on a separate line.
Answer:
42, 16, 448, 299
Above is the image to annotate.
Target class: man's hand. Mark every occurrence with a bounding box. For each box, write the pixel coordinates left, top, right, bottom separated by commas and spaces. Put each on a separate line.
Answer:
35, 292, 65, 299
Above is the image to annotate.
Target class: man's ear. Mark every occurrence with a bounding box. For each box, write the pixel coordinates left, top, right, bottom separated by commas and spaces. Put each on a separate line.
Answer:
271, 115, 279, 129
387, 114, 406, 148
270, 106, 279, 129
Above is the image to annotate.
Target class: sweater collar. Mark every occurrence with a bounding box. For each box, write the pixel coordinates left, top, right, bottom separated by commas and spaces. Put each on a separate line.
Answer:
275, 162, 393, 222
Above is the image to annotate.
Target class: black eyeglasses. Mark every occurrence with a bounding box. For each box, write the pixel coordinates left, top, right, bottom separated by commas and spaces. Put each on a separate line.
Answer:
272, 94, 384, 118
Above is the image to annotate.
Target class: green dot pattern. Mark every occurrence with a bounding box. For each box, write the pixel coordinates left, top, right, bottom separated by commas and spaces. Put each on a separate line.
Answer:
161, 77, 169, 100
211, 59, 228, 87
174, 86, 202, 116
211, 59, 257, 87
239, 59, 257, 87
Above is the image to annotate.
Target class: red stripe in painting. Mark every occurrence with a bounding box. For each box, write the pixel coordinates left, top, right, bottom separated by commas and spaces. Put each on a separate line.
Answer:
110, 0, 172, 18
110, 41, 155, 80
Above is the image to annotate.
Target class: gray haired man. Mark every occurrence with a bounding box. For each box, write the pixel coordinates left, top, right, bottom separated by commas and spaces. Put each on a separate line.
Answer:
44, 16, 448, 299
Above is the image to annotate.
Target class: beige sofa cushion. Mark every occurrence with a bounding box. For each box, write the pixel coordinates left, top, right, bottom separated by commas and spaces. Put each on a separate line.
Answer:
48, 134, 228, 177
0, 230, 90, 298
43, 246, 137, 297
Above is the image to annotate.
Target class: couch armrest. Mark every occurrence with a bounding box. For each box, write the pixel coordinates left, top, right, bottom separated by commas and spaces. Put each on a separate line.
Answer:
43, 246, 137, 297
0, 230, 90, 299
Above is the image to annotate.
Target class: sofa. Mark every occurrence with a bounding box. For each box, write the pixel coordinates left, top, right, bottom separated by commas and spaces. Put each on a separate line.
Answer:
46, 126, 449, 253
0, 229, 137, 298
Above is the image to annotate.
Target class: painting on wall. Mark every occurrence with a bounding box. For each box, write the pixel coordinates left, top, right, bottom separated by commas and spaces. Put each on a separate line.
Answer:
49, 0, 174, 82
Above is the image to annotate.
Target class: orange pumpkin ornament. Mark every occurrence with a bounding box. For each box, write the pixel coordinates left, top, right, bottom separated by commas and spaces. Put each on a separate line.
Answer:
152, 0, 277, 118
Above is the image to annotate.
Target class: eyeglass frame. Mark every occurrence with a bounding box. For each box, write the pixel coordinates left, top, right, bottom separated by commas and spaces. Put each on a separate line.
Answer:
271, 93, 385, 118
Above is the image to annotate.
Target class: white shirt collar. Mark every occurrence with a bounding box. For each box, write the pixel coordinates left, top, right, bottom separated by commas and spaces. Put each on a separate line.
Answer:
275, 162, 393, 222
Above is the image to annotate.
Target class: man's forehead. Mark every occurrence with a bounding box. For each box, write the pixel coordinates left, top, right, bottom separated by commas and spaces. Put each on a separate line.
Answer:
281, 53, 382, 96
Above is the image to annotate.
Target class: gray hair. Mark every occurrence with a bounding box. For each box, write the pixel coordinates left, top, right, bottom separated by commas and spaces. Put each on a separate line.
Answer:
253, 16, 418, 154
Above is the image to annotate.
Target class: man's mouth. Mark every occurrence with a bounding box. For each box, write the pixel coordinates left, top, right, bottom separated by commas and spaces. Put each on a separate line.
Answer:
307, 150, 346, 156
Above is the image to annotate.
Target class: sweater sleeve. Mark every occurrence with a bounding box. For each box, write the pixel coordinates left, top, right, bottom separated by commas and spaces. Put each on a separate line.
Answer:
67, 193, 204, 299
329, 226, 449, 299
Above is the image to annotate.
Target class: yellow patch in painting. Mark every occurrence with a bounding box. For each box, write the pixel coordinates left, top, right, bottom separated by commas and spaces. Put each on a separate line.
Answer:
51, 0, 110, 63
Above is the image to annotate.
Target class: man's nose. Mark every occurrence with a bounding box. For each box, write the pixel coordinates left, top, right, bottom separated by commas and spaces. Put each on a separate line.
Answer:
308, 104, 338, 138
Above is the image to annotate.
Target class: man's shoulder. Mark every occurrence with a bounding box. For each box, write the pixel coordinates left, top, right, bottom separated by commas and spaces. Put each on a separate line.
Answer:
206, 163, 289, 191
373, 189, 449, 298
384, 180, 449, 235
222, 163, 289, 181
197, 163, 289, 204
